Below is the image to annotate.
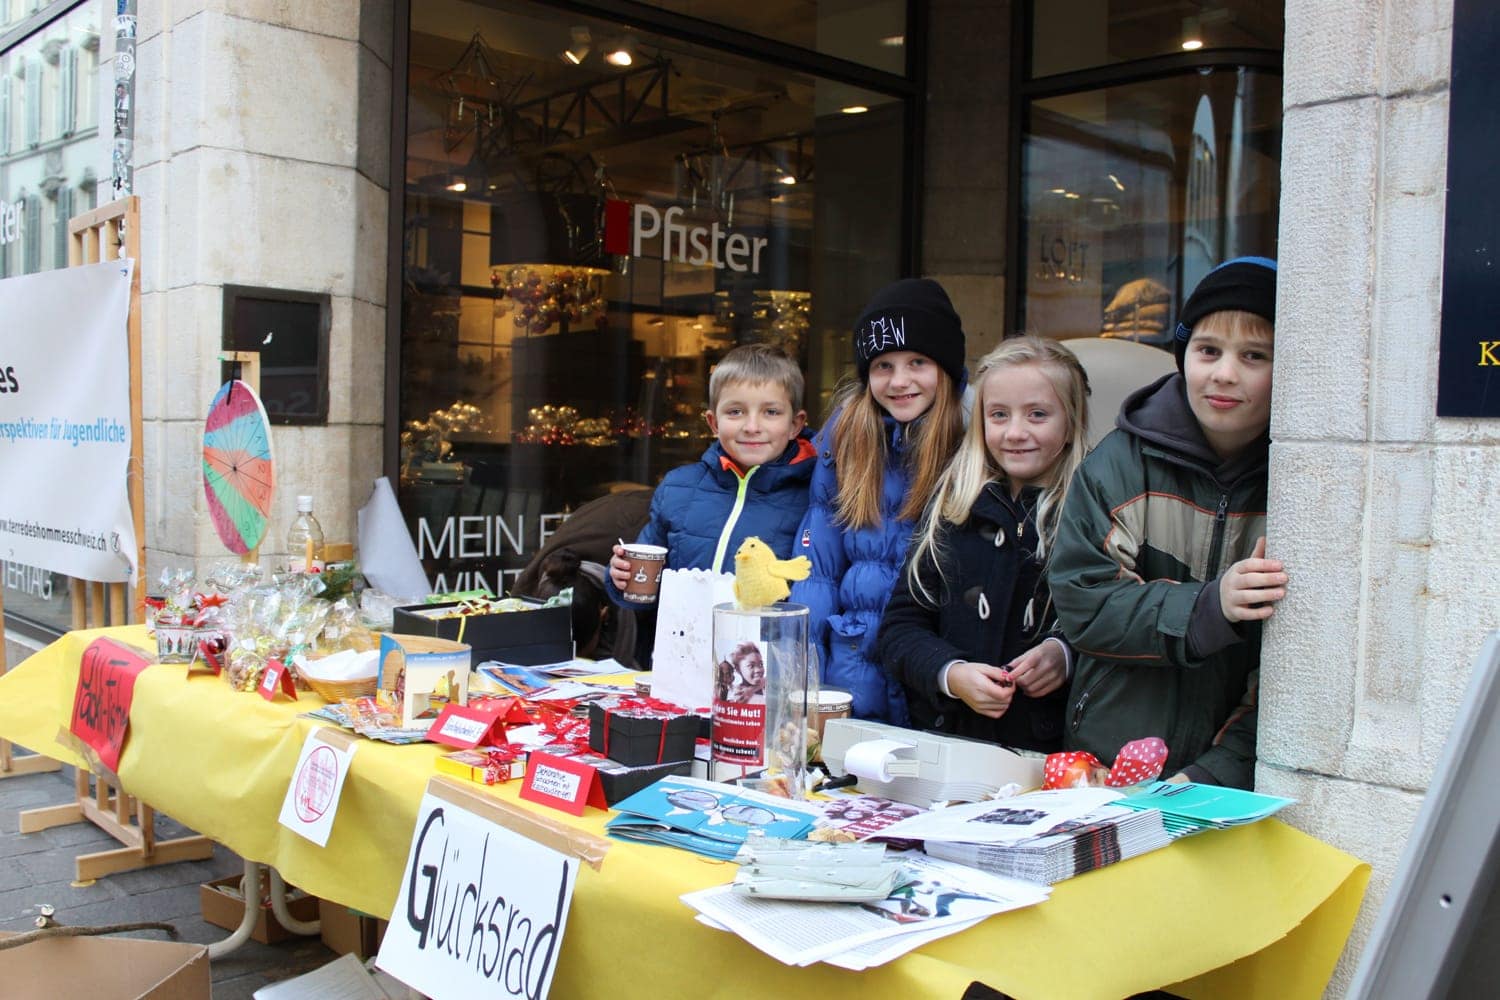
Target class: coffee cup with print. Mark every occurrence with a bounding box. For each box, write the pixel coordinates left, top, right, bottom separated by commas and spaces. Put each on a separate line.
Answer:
621, 543, 668, 603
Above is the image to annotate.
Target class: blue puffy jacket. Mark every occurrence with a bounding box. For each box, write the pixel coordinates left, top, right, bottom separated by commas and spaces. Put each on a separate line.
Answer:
789, 411, 916, 725
607, 434, 817, 599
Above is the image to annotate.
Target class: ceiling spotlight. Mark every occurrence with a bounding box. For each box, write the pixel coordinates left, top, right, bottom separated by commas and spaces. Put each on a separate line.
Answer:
1181, 16, 1203, 50
778, 173, 797, 185
604, 34, 637, 67
560, 25, 591, 65
879, 35, 904, 47
446, 177, 468, 192
840, 104, 869, 115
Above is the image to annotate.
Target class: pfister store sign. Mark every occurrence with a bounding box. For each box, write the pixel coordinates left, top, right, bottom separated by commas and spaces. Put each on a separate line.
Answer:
603, 198, 770, 274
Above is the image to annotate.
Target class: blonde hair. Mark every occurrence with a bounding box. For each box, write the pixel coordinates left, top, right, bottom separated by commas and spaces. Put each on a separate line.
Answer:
830, 365, 965, 529
907, 336, 1090, 605
708, 343, 805, 411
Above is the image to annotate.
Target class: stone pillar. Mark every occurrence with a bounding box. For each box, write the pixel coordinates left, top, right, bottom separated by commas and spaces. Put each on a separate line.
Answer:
133, 1, 391, 577
921, 0, 1009, 360
1261, 0, 1500, 991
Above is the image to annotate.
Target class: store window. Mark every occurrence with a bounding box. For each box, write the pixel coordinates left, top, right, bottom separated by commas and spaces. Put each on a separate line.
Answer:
398, 0, 908, 595
634, 0, 909, 73
1016, 2, 1281, 345
1031, 1, 1283, 79
0, 0, 104, 634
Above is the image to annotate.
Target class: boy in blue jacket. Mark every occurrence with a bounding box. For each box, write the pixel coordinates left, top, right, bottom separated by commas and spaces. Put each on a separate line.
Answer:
607, 344, 817, 660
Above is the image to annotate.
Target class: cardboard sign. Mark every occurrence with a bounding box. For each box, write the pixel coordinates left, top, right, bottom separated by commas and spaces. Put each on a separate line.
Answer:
69, 637, 151, 773
259, 659, 298, 701
520, 751, 607, 816
426, 703, 508, 750
377, 780, 586, 999
278, 729, 356, 847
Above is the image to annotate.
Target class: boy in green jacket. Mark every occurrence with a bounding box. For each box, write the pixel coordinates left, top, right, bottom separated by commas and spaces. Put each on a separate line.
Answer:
1048, 258, 1288, 788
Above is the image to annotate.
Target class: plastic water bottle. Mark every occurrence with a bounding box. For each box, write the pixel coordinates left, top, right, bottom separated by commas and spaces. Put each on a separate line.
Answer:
287, 495, 325, 573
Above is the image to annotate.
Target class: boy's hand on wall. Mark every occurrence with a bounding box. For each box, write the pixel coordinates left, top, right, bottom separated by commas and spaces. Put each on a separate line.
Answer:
948, 662, 1016, 719
1007, 641, 1067, 698
1219, 536, 1288, 623
608, 545, 632, 591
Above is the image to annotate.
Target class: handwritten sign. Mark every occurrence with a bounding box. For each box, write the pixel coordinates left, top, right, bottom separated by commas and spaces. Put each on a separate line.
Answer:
278, 730, 356, 846
377, 786, 579, 999
426, 703, 507, 750
259, 659, 298, 701
519, 751, 606, 816
69, 638, 150, 773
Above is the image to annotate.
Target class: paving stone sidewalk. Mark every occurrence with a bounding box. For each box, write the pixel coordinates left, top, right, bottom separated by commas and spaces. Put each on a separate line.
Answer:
0, 761, 336, 998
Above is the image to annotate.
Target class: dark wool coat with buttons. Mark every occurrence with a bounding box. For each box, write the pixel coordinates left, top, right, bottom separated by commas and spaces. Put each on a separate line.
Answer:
877, 481, 1067, 752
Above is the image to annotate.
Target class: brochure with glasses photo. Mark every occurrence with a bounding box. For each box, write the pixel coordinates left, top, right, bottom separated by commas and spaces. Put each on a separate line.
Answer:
606, 775, 823, 860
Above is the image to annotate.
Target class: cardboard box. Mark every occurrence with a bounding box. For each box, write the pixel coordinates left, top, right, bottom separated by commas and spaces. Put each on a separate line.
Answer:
587, 702, 699, 767
199, 875, 320, 945
436, 747, 528, 785
393, 598, 572, 666
318, 899, 387, 959
0, 934, 209, 999
377, 633, 472, 728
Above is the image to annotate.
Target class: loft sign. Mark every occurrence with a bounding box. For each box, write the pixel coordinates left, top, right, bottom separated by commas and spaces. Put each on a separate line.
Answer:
603, 198, 768, 274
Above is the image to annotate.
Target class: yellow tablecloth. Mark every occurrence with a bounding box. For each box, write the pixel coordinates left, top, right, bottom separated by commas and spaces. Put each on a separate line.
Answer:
0, 627, 1369, 999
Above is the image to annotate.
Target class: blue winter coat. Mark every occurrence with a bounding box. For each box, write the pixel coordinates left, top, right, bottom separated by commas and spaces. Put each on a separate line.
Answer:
607, 434, 817, 604
789, 411, 916, 725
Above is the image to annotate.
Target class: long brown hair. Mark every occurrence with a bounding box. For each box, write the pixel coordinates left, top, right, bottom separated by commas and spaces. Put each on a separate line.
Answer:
830, 370, 966, 529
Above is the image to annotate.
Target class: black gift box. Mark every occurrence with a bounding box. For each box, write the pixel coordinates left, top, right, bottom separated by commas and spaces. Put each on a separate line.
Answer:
593, 756, 693, 805
531, 744, 691, 805
587, 702, 699, 767
393, 599, 572, 666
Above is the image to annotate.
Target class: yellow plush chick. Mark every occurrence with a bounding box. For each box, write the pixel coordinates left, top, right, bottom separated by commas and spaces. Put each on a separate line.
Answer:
733, 536, 811, 609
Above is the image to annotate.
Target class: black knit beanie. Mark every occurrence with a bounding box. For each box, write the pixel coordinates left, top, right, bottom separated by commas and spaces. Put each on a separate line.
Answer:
1173, 256, 1278, 371
853, 278, 966, 387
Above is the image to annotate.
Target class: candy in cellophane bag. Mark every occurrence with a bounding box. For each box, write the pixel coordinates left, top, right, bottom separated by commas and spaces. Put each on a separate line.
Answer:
1043, 737, 1169, 789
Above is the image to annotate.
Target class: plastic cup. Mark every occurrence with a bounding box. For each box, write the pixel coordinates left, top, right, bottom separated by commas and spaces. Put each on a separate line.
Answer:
621, 543, 668, 603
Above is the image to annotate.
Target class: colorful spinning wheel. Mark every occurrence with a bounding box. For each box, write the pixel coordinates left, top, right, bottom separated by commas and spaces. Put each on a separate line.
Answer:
202, 380, 276, 554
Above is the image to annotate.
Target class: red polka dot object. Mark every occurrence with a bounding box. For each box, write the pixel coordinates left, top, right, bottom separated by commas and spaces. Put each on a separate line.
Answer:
1106, 737, 1169, 787
1043, 751, 1107, 789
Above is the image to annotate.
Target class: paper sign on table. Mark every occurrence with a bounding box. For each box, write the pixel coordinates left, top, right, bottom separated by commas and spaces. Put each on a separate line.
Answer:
377, 781, 583, 1000
259, 659, 299, 702
425, 703, 509, 750
649, 568, 735, 710
278, 729, 357, 846
520, 750, 607, 816
69, 637, 151, 773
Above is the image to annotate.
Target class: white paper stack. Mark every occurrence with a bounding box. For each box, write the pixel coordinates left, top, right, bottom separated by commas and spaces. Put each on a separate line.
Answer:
925, 804, 1171, 884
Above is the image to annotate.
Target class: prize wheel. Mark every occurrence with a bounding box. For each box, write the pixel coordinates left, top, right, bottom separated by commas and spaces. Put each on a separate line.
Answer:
201, 379, 276, 554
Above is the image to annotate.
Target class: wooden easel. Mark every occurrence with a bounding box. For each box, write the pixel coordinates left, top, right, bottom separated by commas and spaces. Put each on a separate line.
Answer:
16, 197, 213, 880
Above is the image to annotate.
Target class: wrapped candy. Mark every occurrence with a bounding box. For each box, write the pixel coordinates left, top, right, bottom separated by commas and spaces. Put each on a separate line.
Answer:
1043, 737, 1170, 789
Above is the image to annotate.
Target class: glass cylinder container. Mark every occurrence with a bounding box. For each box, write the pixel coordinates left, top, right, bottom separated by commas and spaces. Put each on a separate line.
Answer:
710, 602, 813, 798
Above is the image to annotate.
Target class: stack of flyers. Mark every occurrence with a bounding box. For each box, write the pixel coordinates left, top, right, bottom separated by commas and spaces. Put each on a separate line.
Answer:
606, 776, 822, 860
300, 698, 430, 744
476, 663, 617, 704
1117, 781, 1295, 839
810, 794, 927, 848
683, 852, 1049, 970
867, 787, 1126, 846
925, 804, 1171, 884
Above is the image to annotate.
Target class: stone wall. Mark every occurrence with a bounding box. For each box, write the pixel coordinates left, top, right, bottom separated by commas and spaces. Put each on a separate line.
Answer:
1260, 0, 1500, 991
132, 1, 391, 578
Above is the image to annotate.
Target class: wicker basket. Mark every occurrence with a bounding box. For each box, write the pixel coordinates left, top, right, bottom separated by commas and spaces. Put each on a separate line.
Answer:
301, 674, 378, 703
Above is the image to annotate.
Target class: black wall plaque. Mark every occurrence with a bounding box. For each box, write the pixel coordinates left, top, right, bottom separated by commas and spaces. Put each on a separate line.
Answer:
1437, 0, 1500, 416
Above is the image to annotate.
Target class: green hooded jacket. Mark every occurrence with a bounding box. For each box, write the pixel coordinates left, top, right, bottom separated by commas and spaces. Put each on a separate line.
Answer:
1048, 374, 1267, 788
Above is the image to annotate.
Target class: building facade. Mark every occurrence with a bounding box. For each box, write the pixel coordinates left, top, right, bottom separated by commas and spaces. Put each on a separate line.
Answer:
1, 1, 1493, 991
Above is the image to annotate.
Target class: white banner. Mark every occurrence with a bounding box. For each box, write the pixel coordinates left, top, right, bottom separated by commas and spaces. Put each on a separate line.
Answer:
0, 259, 136, 583
377, 786, 578, 999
